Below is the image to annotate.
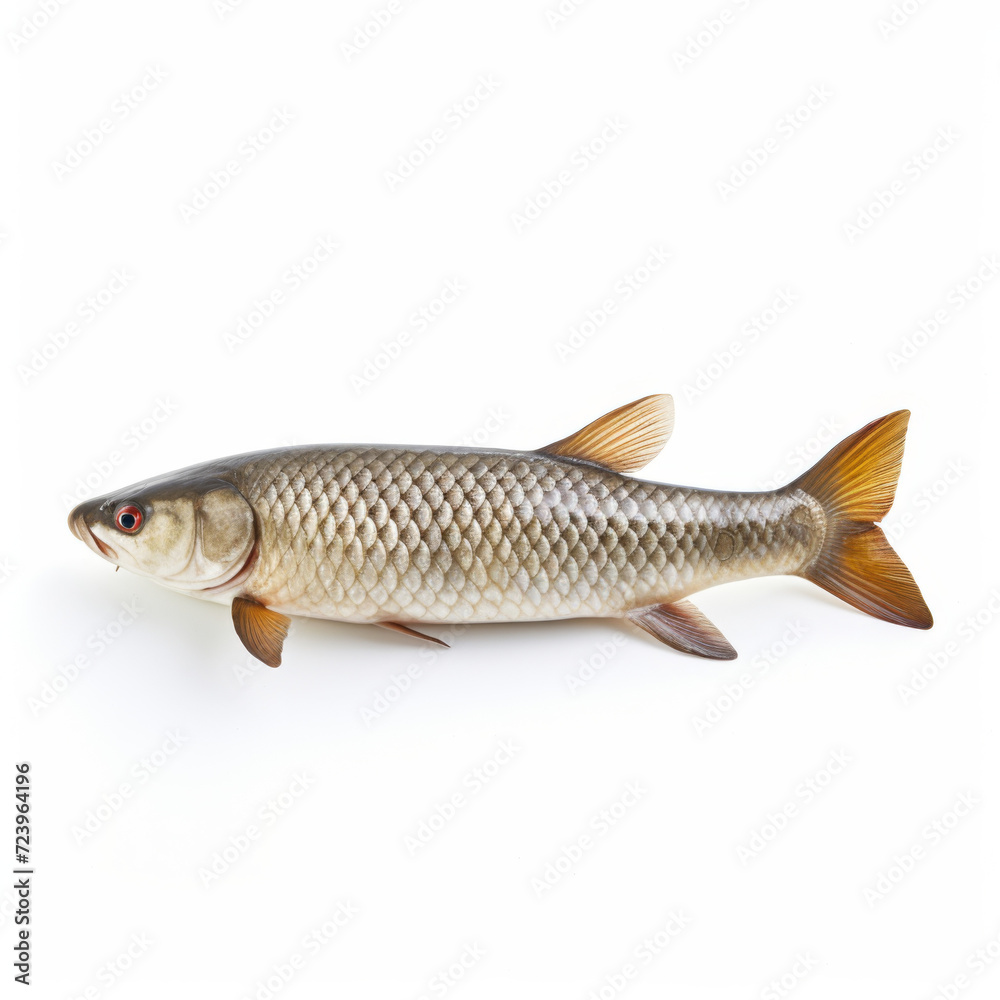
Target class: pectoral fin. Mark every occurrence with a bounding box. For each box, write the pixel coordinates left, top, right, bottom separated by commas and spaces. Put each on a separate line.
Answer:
376, 621, 450, 647
540, 394, 673, 473
232, 596, 291, 667
626, 600, 737, 659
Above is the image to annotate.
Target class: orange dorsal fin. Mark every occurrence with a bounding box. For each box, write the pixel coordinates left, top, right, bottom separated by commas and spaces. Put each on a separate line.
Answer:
539, 394, 673, 473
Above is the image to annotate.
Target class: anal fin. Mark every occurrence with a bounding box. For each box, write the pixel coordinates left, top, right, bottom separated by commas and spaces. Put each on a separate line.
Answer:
626, 600, 737, 659
232, 596, 291, 667
376, 621, 450, 647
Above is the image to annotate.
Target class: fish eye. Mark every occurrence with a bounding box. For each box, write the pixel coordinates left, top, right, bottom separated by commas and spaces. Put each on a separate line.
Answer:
114, 504, 144, 533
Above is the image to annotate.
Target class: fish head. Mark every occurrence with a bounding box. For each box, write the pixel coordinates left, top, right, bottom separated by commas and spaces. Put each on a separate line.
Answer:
68, 471, 258, 597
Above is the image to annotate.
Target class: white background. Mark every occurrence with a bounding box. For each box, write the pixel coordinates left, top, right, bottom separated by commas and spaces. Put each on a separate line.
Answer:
3, 1, 999, 997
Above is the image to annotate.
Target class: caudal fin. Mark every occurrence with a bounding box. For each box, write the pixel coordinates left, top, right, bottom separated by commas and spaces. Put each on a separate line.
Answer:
792, 411, 932, 629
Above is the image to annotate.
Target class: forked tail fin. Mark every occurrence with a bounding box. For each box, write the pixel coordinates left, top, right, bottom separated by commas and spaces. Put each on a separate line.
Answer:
792, 410, 932, 629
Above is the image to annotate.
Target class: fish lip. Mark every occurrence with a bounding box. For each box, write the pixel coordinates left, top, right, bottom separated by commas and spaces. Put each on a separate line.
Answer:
70, 512, 118, 561
89, 526, 117, 560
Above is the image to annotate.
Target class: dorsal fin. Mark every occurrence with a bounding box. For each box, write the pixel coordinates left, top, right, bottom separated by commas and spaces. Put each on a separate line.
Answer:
539, 394, 673, 474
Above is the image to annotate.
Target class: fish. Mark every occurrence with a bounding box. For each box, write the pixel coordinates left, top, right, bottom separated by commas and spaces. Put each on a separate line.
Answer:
68, 395, 932, 666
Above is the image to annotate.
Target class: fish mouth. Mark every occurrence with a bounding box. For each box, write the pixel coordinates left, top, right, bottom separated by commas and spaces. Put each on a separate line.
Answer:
69, 512, 118, 561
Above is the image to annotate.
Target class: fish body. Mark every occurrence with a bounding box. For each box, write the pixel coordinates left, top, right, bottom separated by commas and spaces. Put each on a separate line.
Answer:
229, 446, 818, 623
69, 396, 932, 665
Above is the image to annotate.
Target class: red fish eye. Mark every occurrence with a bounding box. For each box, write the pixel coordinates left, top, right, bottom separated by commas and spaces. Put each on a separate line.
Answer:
115, 504, 143, 533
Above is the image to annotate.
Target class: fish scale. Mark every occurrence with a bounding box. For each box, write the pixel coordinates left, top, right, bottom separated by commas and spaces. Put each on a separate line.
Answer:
234, 447, 819, 624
